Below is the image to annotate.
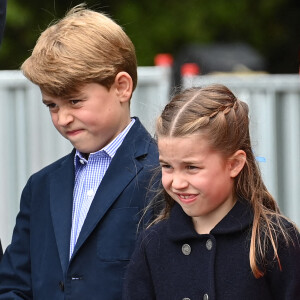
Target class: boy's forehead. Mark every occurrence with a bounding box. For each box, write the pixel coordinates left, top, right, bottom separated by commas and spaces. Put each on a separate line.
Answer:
41, 87, 84, 100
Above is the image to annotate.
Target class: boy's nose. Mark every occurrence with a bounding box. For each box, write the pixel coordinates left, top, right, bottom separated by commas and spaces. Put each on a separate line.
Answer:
57, 109, 73, 126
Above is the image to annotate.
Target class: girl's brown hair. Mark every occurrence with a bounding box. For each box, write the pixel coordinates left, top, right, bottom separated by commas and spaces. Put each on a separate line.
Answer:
153, 84, 295, 278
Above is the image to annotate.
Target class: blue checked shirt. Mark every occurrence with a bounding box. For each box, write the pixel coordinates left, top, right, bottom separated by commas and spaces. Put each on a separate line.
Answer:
69, 119, 135, 258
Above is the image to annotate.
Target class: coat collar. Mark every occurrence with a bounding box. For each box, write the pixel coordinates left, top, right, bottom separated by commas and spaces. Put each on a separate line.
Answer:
167, 199, 253, 241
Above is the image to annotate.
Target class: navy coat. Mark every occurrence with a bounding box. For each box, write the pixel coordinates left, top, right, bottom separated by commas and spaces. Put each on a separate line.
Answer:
0, 118, 159, 300
123, 200, 300, 300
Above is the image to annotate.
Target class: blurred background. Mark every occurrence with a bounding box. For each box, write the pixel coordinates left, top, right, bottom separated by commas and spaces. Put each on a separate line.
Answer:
1, 0, 300, 74
0, 0, 299, 250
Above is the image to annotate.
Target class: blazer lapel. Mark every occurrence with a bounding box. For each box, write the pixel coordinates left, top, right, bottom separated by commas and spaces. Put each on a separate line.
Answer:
71, 118, 150, 259
71, 150, 142, 259
49, 152, 75, 274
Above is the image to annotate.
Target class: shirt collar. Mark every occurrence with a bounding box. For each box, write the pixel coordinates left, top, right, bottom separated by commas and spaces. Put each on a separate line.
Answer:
74, 118, 135, 166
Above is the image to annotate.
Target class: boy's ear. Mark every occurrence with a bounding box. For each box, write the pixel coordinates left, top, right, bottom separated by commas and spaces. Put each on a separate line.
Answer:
228, 150, 246, 178
114, 71, 133, 103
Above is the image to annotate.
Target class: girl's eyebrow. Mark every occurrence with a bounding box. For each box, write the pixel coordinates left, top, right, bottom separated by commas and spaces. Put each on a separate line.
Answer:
159, 158, 168, 163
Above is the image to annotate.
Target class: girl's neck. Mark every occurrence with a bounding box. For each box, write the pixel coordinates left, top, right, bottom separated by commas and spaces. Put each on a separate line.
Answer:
192, 197, 237, 234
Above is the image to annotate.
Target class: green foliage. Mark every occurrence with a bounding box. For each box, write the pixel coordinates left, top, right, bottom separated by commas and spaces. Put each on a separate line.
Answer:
0, 0, 299, 72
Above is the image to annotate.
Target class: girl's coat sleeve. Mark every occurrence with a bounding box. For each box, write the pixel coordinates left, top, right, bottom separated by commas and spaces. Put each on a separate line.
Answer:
266, 225, 300, 299
123, 232, 156, 300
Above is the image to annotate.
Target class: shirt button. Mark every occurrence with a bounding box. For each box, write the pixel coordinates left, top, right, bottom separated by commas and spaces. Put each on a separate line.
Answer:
182, 244, 191, 255
203, 293, 209, 300
206, 239, 213, 250
79, 159, 85, 164
58, 281, 64, 291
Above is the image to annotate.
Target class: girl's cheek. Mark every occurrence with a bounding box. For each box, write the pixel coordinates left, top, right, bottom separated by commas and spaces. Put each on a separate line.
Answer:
161, 175, 171, 189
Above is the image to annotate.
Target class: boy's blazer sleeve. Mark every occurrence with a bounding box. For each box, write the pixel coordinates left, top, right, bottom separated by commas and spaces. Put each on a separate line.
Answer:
0, 178, 33, 299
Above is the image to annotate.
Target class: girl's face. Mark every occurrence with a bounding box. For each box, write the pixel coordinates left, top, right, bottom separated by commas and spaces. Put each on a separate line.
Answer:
158, 134, 244, 234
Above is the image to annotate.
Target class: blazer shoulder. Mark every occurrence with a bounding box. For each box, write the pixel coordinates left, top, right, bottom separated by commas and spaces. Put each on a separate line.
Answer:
29, 150, 75, 180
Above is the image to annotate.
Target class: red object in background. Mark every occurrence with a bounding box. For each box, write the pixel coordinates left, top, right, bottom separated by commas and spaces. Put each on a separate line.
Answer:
181, 63, 200, 76
154, 53, 174, 66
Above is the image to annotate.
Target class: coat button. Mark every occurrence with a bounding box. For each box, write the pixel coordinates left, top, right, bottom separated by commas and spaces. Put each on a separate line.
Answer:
59, 281, 64, 291
203, 293, 209, 300
182, 298, 191, 300
182, 244, 191, 255
206, 239, 213, 250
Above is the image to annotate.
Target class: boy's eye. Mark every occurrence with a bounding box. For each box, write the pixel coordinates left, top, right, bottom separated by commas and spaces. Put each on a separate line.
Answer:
70, 100, 81, 105
45, 103, 57, 109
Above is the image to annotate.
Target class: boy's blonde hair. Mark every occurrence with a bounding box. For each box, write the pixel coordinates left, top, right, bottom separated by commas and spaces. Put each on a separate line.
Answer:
21, 4, 137, 97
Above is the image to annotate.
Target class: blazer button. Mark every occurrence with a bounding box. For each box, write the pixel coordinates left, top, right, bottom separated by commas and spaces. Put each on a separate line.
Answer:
59, 281, 64, 291
182, 243, 191, 255
182, 298, 191, 300
203, 293, 209, 300
206, 239, 213, 250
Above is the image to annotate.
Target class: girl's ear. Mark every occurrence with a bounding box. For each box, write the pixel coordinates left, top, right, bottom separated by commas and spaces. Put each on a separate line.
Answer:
114, 71, 133, 103
228, 150, 246, 178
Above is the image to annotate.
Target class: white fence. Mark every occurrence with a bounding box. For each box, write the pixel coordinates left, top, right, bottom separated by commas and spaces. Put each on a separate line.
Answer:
183, 74, 300, 227
0, 68, 171, 250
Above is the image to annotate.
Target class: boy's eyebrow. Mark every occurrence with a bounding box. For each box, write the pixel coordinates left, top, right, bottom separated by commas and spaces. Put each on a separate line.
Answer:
42, 99, 52, 104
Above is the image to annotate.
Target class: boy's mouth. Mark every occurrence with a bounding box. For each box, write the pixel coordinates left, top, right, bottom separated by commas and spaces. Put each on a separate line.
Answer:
66, 129, 83, 136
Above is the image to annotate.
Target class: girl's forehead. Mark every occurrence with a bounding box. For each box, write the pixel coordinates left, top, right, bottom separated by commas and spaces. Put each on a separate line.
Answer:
158, 134, 208, 146
158, 135, 212, 158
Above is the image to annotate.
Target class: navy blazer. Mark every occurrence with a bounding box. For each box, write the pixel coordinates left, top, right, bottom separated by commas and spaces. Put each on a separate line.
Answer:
123, 200, 300, 300
0, 118, 160, 300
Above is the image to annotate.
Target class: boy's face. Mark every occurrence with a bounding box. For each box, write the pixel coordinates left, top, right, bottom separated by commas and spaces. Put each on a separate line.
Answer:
42, 82, 131, 154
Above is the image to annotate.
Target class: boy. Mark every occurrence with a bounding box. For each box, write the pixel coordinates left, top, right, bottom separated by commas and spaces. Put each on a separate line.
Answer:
0, 5, 159, 300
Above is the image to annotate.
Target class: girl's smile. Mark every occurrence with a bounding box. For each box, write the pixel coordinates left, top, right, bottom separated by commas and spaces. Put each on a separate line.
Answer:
176, 193, 198, 204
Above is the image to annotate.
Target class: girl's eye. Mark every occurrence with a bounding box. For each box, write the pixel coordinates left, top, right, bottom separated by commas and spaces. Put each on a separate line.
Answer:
160, 164, 172, 169
187, 165, 198, 170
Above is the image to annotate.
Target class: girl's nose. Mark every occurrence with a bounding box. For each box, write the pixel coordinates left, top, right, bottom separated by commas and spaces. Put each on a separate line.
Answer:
171, 173, 188, 190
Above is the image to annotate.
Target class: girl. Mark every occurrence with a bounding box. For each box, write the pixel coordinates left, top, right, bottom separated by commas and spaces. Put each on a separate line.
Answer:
123, 84, 300, 300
